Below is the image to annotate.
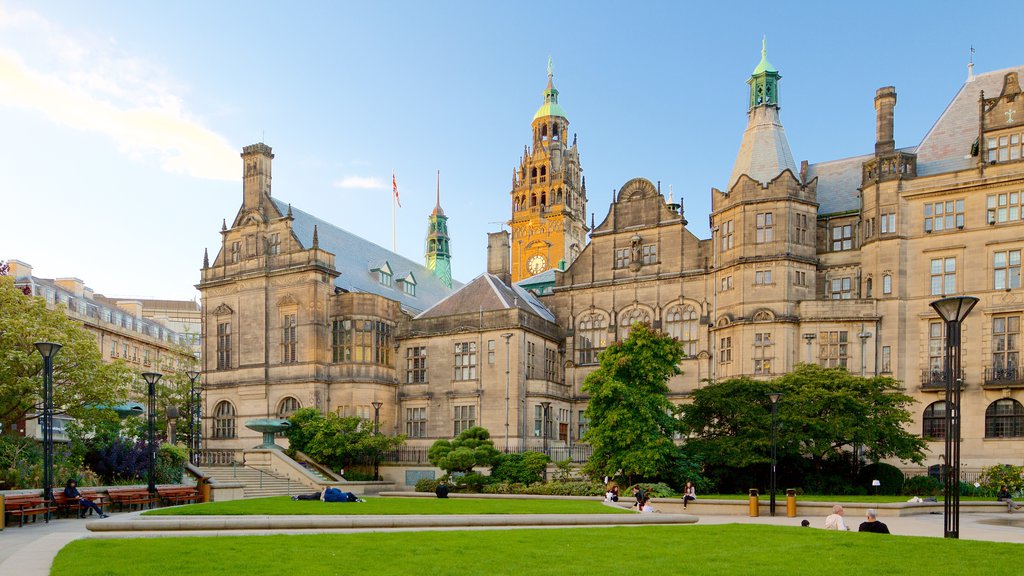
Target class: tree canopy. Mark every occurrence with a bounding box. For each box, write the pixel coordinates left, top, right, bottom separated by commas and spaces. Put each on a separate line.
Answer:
0, 276, 133, 433
428, 426, 501, 475
581, 322, 684, 481
284, 408, 404, 472
682, 363, 926, 473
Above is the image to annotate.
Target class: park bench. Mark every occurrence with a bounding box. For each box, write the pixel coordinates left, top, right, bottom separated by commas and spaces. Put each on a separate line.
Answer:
3, 494, 56, 527
52, 489, 109, 518
106, 488, 159, 511
157, 486, 200, 506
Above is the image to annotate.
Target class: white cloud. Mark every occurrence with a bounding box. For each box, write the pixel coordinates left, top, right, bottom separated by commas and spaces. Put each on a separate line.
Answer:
333, 176, 386, 189
0, 5, 236, 180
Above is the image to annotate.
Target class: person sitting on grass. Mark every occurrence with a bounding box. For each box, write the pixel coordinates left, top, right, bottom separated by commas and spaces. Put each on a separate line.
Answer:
64, 479, 108, 518
997, 485, 1022, 513
857, 509, 890, 534
291, 486, 362, 502
640, 497, 655, 513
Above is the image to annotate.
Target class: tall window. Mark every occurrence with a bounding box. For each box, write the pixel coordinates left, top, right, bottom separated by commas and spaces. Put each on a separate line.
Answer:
544, 348, 558, 381
881, 345, 891, 373
831, 224, 853, 251
987, 133, 1023, 163
882, 274, 892, 295
375, 321, 392, 365
216, 322, 231, 369
533, 405, 550, 438
754, 269, 772, 285
332, 319, 393, 365
230, 241, 240, 263
818, 331, 849, 368
992, 315, 1020, 378
755, 212, 774, 243
928, 321, 944, 380
720, 220, 734, 252
407, 346, 427, 383
331, 319, 346, 362
577, 411, 589, 440
527, 342, 536, 378
614, 248, 630, 269
930, 257, 956, 296
923, 401, 946, 439
213, 401, 236, 439
577, 313, 607, 365
793, 213, 809, 245
453, 342, 477, 380
268, 233, 281, 255
923, 199, 964, 232
454, 405, 475, 435
880, 212, 896, 234
985, 399, 1024, 438
830, 277, 853, 299
641, 244, 658, 265
994, 250, 1021, 290
794, 270, 807, 286
664, 305, 699, 357
619, 308, 651, 340
282, 314, 296, 363
719, 336, 732, 363
406, 407, 426, 438
721, 276, 733, 291
753, 332, 773, 375
987, 192, 1023, 224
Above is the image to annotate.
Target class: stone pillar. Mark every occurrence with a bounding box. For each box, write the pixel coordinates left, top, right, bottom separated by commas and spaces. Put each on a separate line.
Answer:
874, 86, 897, 155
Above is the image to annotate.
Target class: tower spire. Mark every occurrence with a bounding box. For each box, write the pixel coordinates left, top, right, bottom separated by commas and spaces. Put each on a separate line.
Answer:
426, 170, 452, 288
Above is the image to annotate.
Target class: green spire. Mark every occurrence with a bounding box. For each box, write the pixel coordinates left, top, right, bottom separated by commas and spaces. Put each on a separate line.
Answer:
534, 57, 567, 121
747, 36, 781, 110
425, 170, 452, 288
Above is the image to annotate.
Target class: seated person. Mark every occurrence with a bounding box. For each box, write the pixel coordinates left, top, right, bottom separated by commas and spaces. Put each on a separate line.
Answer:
857, 509, 890, 534
64, 479, 108, 518
997, 485, 1022, 512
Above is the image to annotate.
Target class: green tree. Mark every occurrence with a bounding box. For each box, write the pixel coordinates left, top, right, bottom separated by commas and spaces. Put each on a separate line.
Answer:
428, 426, 501, 476
0, 276, 133, 434
683, 364, 926, 473
284, 409, 404, 472
581, 322, 684, 482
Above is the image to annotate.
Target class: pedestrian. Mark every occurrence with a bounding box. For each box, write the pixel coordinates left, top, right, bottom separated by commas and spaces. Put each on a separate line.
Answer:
857, 509, 890, 534
682, 481, 696, 510
824, 504, 849, 530
632, 485, 646, 509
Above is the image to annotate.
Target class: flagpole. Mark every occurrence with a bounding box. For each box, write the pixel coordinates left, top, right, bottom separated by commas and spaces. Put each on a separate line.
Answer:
392, 170, 397, 253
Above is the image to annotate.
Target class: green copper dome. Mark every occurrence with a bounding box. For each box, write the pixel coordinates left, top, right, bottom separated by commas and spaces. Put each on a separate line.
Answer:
534, 83, 566, 121
751, 36, 777, 75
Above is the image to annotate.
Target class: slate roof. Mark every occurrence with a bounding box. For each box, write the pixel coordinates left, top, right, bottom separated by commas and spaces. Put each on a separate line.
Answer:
415, 273, 555, 322
728, 105, 798, 190
271, 198, 461, 315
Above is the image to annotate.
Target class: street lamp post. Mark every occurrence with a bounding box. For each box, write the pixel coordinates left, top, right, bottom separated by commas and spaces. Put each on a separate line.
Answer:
930, 295, 979, 539
142, 372, 162, 494
371, 401, 383, 481
540, 401, 551, 481
767, 392, 782, 517
186, 370, 201, 466
501, 333, 513, 452
34, 342, 62, 503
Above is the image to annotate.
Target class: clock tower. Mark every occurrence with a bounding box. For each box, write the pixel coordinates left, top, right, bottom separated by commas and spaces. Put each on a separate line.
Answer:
508, 60, 587, 282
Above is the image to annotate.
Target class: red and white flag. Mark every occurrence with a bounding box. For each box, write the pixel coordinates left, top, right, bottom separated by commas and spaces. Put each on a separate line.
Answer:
392, 171, 401, 208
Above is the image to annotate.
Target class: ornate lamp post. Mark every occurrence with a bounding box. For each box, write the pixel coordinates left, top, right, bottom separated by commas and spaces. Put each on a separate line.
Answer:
34, 342, 62, 503
371, 401, 383, 481
141, 372, 162, 494
930, 295, 979, 539
186, 370, 201, 465
501, 333, 513, 451
767, 392, 782, 517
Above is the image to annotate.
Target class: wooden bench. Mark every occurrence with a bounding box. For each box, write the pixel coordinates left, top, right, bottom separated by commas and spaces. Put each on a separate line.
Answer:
52, 490, 109, 518
106, 488, 159, 511
3, 494, 56, 527
157, 486, 200, 506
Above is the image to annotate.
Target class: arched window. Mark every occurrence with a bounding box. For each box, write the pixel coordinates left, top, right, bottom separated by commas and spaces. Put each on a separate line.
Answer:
531, 167, 537, 180
882, 274, 892, 295
922, 401, 946, 439
577, 313, 608, 365
664, 305, 699, 357
277, 397, 301, 419
986, 399, 1024, 438
541, 125, 548, 139
556, 189, 563, 204
530, 194, 537, 207
541, 191, 547, 206
552, 123, 560, 140
540, 166, 547, 178
213, 401, 236, 439
618, 308, 651, 341
866, 278, 873, 298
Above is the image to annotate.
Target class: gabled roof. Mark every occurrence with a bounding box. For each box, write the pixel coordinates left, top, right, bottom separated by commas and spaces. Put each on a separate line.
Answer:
415, 273, 555, 322
805, 152, 871, 215
271, 198, 460, 314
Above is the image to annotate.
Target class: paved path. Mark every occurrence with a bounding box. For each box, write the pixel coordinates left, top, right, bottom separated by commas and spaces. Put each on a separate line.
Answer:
3, 509, 1024, 576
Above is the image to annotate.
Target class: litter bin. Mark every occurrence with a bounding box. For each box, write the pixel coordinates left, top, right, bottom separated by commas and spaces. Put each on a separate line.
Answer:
748, 488, 759, 517
198, 478, 211, 503
786, 489, 797, 517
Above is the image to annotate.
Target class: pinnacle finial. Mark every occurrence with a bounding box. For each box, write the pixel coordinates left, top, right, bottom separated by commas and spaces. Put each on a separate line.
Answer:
221, 219, 227, 231
762, 35, 767, 59
436, 170, 441, 208
312, 225, 319, 248
287, 203, 293, 217
547, 56, 553, 78
203, 248, 209, 268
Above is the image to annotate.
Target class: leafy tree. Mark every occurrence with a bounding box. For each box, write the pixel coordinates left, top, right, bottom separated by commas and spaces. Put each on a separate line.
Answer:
284, 409, 404, 472
491, 451, 548, 485
980, 464, 1024, 494
683, 364, 926, 477
0, 276, 133, 434
428, 426, 501, 476
581, 322, 684, 483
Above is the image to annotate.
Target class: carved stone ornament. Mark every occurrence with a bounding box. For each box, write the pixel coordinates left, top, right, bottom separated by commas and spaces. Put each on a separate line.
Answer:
212, 303, 234, 316
277, 294, 298, 307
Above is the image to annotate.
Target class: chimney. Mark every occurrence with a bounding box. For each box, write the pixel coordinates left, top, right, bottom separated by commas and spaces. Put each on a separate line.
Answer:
874, 86, 897, 155
115, 300, 144, 318
241, 143, 274, 210
55, 277, 85, 298
7, 259, 33, 280
487, 231, 511, 286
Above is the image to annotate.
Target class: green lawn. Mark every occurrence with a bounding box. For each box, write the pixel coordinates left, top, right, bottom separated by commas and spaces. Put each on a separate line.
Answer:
143, 496, 630, 516
52, 524, 1024, 576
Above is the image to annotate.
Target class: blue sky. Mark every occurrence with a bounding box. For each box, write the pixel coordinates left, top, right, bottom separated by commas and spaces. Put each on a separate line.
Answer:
3, 1, 1022, 300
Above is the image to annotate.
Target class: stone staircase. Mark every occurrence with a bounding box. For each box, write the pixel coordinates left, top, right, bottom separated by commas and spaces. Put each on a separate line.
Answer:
198, 465, 304, 499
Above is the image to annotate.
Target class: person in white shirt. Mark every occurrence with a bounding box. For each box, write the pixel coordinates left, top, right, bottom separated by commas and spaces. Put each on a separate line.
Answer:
824, 504, 849, 530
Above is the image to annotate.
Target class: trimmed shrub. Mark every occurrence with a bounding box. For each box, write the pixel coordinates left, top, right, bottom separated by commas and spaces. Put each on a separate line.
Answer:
491, 451, 548, 486
857, 462, 904, 495
902, 475, 941, 497
415, 477, 442, 493
483, 480, 605, 496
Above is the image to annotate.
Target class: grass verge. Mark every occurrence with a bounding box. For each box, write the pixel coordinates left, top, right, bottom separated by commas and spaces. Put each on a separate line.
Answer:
143, 496, 630, 516
52, 524, 1024, 576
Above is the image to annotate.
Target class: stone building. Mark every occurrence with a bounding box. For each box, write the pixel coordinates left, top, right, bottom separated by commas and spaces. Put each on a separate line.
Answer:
200, 53, 1024, 474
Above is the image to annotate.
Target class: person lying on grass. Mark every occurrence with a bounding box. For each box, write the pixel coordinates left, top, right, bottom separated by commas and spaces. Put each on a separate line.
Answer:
291, 486, 363, 502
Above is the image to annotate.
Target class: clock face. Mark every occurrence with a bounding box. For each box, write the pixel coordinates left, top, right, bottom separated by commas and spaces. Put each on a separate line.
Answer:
527, 255, 547, 275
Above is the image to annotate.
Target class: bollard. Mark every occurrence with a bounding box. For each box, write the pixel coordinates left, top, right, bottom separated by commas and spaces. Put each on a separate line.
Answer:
748, 488, 759, 517
0, 493, 5, 530
786, 488, 797, 517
